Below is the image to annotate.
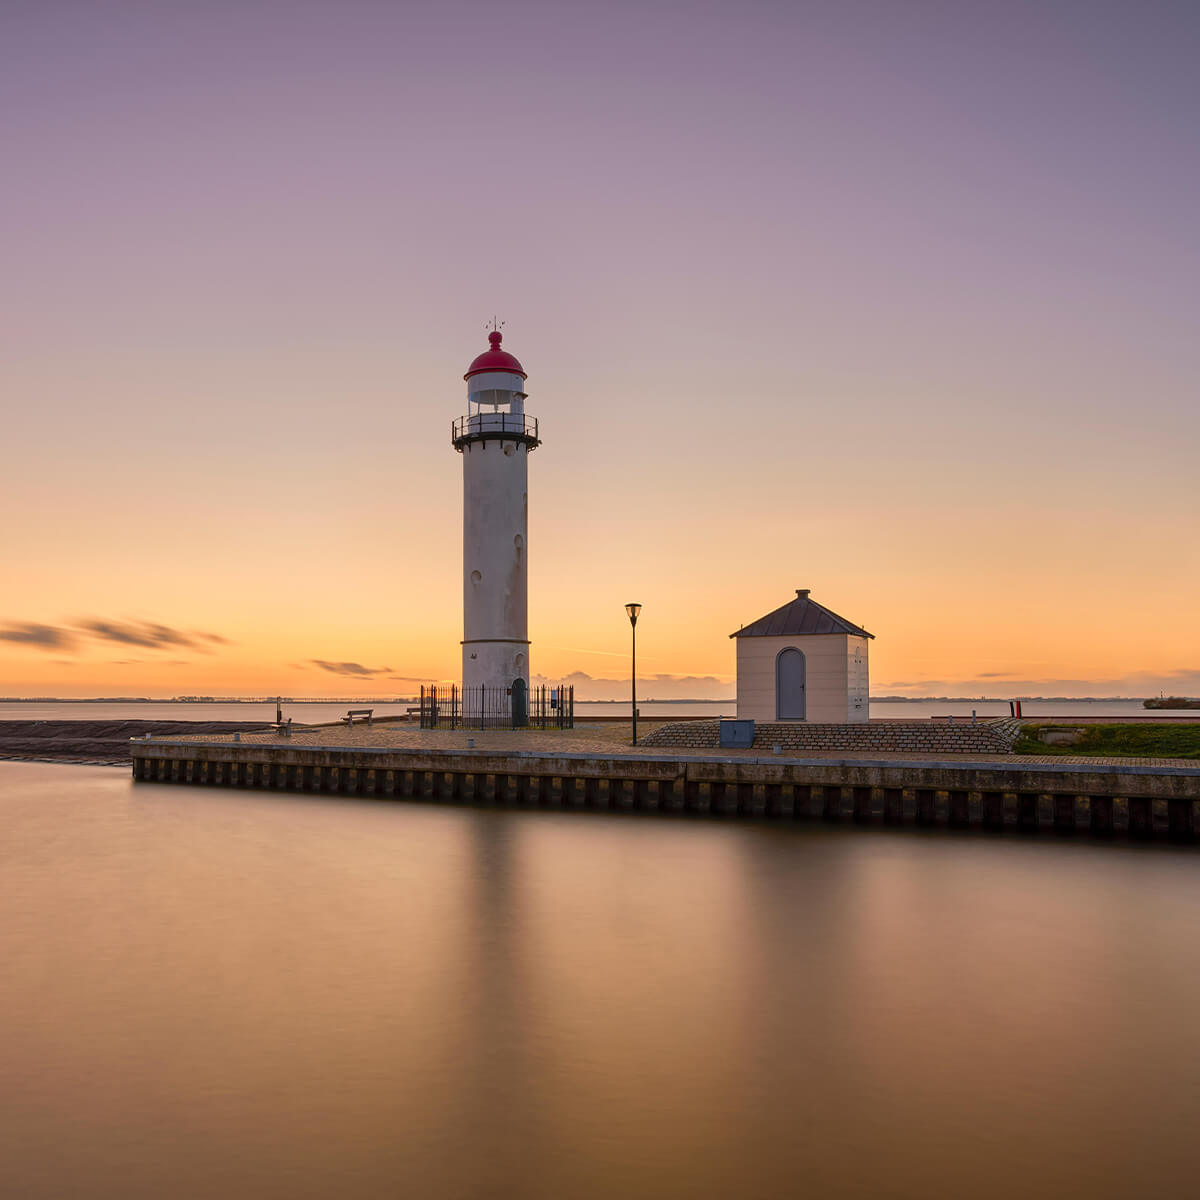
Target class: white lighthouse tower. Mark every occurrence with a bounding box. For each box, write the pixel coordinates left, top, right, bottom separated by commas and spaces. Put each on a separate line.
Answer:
453, 329, 540, 722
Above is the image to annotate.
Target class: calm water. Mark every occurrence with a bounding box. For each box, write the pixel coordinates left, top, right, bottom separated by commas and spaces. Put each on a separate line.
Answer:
3, 762, 1199, 1198
0, 698, 1167, 723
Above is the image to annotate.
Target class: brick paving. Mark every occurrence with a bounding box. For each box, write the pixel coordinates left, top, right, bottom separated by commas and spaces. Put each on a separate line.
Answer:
642, 718, 1020, 754
157, 720, 1200, 770
166, 720, 662, 755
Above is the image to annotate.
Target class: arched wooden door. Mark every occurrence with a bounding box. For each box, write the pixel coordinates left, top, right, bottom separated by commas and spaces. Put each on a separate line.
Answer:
511, 677, 528, 727
776, 648, 807, 720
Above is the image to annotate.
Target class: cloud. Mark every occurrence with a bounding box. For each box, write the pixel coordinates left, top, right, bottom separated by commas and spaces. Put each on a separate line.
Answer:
309, 659, 395, 677
876, 668, 1200, 698
110, 656, 186, 667
105, 656, 185, 667
2, 617, 232, 656
0, 623, 76, 649
532, 669, 734, 701
80, 620, 199, 649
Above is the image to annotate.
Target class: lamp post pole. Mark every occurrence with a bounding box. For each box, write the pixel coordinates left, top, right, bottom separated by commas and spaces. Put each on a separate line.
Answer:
625, 603, 642, 745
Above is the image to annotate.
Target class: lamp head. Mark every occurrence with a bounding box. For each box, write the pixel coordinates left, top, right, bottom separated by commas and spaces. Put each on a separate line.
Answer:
625, 602, 642, 626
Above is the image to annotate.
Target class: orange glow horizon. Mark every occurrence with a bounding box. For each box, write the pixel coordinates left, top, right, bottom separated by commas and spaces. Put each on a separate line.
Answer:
3, 4, 1197, 702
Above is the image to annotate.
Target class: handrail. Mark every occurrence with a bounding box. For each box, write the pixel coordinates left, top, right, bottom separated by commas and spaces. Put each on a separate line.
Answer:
452, 413, 540, 443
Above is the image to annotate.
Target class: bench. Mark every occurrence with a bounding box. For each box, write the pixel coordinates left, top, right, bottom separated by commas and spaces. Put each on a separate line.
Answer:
406, 706, 421, 722
271, 718, 293, 737
342, 708, 374, 727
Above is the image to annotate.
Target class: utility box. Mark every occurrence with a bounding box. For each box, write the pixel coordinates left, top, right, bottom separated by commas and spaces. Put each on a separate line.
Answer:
720, 719, 755, 748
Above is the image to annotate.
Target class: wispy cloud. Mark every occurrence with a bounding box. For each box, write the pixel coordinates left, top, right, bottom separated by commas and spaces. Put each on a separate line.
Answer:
539, 644, 728, 673
308, 659, 394, 677
0, 622, 76, 649
108, 658, 186, 667
877, 668, 1200, 698
533, 669, 734, 700
1, 616, 233, 655
296, 661, 465, 684
81, 620, 197, 649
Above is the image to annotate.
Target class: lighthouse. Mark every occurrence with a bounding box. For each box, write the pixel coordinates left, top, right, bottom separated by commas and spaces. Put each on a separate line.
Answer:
452, 329, 540, 722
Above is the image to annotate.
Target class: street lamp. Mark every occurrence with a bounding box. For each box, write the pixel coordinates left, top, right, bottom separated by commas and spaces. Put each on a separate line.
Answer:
625, 603, 642, 745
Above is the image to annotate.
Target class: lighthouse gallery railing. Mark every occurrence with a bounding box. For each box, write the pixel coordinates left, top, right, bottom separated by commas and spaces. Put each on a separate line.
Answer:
451, 413, 540, 448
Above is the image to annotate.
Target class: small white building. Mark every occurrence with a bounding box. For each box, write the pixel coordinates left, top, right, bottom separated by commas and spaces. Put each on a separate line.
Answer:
730, 589, 873, 723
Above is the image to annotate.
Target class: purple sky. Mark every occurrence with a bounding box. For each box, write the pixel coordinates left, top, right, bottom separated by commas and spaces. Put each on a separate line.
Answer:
2, 0, 1198, 697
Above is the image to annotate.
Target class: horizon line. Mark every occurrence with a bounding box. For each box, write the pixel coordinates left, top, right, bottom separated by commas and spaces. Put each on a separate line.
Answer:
0, 694, 1179, 704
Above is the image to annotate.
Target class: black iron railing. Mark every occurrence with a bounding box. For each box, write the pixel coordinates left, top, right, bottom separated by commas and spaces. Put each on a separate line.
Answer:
451, 413, 540, 449
420, 683, 574, 730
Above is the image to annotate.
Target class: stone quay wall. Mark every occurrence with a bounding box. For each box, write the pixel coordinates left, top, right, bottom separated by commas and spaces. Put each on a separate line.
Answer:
639, 719, 1022, 755
128, 738, 1200, 840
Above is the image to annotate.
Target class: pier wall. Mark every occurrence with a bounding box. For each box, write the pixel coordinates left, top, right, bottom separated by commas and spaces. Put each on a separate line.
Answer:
130, 740, 1200, 842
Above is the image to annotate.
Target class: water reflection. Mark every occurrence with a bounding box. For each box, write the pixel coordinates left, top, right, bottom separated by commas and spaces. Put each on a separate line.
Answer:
1, 763, 1199, 1198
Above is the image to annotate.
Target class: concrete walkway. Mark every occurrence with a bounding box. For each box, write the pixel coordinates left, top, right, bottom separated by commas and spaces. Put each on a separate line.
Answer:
160, 720, 1200, 771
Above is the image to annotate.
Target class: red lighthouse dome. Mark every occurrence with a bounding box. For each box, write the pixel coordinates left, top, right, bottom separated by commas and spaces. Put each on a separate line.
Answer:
465, 330, 526, 381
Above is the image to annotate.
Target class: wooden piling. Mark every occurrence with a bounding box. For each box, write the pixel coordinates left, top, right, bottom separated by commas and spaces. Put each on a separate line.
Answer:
853, 786, 873, 823
916, 788, 936, 826
128, 740, 1199, 845
949, 790, 970, 828
1090, 795, 1114, 836
1053, 795, 1077, 833
882, 787, 904, 823
1017, 792, 1039, 831
1168, 797, 1195, 842
1128, 796, 1152, 840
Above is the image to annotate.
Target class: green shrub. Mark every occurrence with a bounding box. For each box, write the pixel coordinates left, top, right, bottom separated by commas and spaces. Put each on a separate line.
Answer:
1015, 724, 1200, 759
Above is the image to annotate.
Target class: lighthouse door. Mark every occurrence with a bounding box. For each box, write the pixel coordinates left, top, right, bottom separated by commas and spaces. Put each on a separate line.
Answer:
511, 677, 528, 728
776, 648, 807, 720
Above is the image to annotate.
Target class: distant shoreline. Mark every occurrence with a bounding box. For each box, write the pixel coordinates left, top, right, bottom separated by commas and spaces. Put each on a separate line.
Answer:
0, 719, 272, 765
0, 695, 1166, 705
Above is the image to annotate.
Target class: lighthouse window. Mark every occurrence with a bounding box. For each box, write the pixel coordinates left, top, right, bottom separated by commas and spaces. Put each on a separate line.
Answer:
470, 570, 482, 585
474, 388, 511, 411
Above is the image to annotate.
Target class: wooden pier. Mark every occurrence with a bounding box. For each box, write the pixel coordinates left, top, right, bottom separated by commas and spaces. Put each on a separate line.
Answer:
130, 738, 1200, 842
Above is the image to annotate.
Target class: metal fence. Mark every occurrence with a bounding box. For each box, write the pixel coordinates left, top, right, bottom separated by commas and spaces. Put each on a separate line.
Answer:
420, 683, 574, 730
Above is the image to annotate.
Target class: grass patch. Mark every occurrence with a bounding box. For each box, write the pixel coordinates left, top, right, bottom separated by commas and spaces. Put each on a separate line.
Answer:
1014, 723, 1200, 759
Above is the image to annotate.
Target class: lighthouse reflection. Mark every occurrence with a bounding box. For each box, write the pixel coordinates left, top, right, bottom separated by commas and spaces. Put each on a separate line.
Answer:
441, 807, 759, 1196
418, 811, 1200, 1198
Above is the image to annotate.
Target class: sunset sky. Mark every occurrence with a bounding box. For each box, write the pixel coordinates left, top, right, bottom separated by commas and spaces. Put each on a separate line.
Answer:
2, 0, 1197, 699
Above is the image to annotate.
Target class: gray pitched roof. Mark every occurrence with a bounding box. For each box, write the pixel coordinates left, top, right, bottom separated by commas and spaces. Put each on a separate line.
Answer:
729, 590, 874, 640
